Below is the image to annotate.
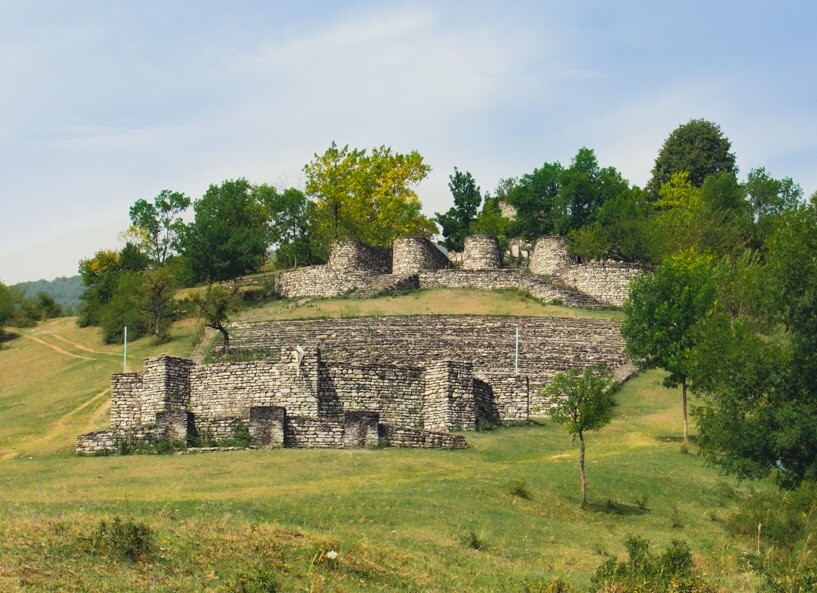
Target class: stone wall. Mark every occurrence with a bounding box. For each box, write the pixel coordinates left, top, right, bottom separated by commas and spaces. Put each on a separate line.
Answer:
276, 266, 375, 299
230, 315, 629, 393
392, 237, 449, 274
77, 345, 527, 453
462, 235, 502, 270
328, 240, 392, 274
529, 236, 643, 307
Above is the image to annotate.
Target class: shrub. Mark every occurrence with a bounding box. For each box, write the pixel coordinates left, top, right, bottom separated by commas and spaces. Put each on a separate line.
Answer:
509, 479, 532, 500
90, 516, 154, 562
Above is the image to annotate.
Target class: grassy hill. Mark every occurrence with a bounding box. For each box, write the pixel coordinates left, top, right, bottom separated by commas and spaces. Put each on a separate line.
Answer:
0, 289, 764, 592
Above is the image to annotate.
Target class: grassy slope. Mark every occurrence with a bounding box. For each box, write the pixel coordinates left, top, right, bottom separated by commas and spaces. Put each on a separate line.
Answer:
0, 289, 760, 592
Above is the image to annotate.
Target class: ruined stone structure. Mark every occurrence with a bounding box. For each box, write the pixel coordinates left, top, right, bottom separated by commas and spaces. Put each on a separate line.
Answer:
274, 235, 639, 307
461, 235, 502, 270
229, 315, 629, 412
76, 347, 529, 455
392, 237, 450, 275
529, 237, 643, 307
276, 240, 392, 298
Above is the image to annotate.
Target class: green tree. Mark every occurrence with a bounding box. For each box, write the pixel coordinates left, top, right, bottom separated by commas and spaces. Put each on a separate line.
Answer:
128, 190, 191, 265
0, 282, 13, 341
304, 142, 436, 251
542, 365, 617, 508
469, 197, 511, 248
435, 168, 482, 252
745, 167, 803, 247
647, 119, 737, 198
621, 254, 717, 444
256, 185, 320, 268
137, 267, 176, 341
193, 284, 238, 352
178, 179, 269, 283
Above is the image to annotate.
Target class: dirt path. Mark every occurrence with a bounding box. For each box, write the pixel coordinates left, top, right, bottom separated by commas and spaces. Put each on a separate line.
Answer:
51, 334, 119, 356
0, 387, 111, 459
22, 335, 95, 361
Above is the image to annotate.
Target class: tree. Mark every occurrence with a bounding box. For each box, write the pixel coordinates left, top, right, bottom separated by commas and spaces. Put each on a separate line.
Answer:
137, 267, 176, 341
194, 284, 238, 353
128, 190, 191, 266
303, 142, 436, 251
542, 365, 617, 508
621, 254, 717, 444
435, 168, 482, 252
647, 119, 737, 198
745, 167, 803, 247
0, 282, 13, 341
178, 179, 269, 283
256, 185, 320, 268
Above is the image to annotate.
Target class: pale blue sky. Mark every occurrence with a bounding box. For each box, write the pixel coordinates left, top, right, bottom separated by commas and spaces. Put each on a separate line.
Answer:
2, 1, 815, 283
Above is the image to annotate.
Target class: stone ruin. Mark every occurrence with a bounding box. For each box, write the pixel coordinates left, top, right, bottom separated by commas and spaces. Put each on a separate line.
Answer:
275, 234, 642, 307
76, 347, 529, 455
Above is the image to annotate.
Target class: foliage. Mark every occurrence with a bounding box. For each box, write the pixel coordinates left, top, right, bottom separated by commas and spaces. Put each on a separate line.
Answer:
543, 365, 617, 507
647, 118, 737, 198
622, 253, 717, 442
304, 142, 436, 251
257, 184, 322, 269
590, 536, 719, 593
692, 205, 817, 487
435, 168, 482, 252
469, 196, 512, 248
506, 148, 638, 260
137, 266, 177, 341
745, 167, 803, 247
127, 189, 191, 265
725, 483, 817, 593
178, 178, 269, 283
90, 516, 155, 562
11, 275, 84, 313
0, 282, 13, 339
98, 271, 150, 343
193, 284, 239, 352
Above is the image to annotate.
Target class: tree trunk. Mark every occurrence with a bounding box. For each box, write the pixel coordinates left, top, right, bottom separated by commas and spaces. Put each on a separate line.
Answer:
211, 324, 230, 353
579, 430, 587, 509
682, 376, 689, 444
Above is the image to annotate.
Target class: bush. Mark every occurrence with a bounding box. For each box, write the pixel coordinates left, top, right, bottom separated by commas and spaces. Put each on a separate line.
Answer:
590, 535, 718, 593
90, 516, 154, 562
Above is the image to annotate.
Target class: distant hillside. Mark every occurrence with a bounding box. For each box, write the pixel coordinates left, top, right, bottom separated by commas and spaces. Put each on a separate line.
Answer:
13, 275, 84, 313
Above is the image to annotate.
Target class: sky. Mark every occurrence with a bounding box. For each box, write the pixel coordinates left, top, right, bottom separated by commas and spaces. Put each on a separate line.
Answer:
1, 1, 816, 284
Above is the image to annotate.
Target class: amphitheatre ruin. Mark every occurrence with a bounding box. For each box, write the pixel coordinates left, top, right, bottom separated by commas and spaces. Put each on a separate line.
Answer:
77, 236, 640, 455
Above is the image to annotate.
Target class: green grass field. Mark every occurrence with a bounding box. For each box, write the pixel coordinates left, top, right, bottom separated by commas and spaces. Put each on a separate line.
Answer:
0, 289, 764, 592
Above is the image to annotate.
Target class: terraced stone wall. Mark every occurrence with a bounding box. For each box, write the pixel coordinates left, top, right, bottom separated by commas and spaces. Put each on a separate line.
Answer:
230, 315, 628, 394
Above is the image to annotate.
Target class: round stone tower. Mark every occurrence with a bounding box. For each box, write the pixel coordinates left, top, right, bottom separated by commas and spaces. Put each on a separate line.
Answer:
529, 236, 575, 275
392, 237, 449, 275
461, 235, 502, 270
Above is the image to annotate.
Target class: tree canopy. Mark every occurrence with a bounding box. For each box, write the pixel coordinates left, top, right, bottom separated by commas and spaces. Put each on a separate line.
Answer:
304, 142, 436, 252
647, 119, 737, 198
435, 168, 482, 252
621, 254, 717, 443
128, 190, 191, 266
177, 179, 269, 283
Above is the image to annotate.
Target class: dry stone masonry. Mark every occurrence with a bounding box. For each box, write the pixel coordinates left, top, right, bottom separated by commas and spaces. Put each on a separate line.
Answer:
274, 235, 640, 307
76, 348, 523, 454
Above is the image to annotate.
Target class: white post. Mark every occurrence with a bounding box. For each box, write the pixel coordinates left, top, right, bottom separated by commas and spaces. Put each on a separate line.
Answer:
123, 326, 128, 373
515, 325, 519, 375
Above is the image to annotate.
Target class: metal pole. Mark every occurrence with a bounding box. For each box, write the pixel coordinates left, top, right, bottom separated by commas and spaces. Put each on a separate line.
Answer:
515, 325, 519, 375
123, 326, 128, 373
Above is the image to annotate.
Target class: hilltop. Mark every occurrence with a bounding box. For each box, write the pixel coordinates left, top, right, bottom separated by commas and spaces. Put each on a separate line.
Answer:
0, 288, 767, 592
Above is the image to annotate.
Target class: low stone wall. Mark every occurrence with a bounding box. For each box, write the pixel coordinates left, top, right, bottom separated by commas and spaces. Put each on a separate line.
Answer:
382, 426, 468, 449
285, 416, 345, 448
76, 425, 164, 455
276, 266, 375, 298
558, 262, 642, 308
528, 236, 642, 306
462, 235, 502, 270
392, 237, 449, 274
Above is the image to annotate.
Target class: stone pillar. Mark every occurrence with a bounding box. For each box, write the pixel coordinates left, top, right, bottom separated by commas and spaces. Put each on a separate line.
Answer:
343, 411, 380, 448
423, 361, 476, 432
249, 406, 286, 447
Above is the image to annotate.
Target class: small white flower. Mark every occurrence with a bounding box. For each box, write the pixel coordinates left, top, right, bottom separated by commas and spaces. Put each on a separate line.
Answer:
325, 550, 338, 560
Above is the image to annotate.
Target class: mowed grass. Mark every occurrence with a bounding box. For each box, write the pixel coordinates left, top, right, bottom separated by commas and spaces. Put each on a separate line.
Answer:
0, 290, 762, 591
